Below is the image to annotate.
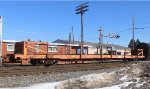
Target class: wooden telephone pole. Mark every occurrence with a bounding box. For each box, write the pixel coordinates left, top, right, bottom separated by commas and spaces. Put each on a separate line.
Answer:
98, 27, 103, 55
75, 2, 89, 58
132, 15, 135, 50
0, 16, 2, 66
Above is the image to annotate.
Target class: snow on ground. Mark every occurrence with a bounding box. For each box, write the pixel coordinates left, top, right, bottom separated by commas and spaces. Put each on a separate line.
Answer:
55, 72, 121, 89
0, 73, 147, 89
119, 75, 128, 81
95, 81, 133, 89
0, 72, 123, 89
0, 72, 124, 89
0, 82, 60, 89
0, 82, 133, 89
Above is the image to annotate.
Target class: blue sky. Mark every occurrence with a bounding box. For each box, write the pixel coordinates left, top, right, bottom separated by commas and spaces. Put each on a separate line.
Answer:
0, 1, 150, 47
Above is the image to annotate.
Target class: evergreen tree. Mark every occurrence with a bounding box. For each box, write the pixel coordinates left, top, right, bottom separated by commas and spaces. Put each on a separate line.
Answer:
135, 39, 140, 47
128, 39, 135, 49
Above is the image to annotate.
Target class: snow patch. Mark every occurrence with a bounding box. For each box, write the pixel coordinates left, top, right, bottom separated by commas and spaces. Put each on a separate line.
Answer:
55, 72, 119, 89
119, 75, 128, 81
0, 82, 60, 89
95, 81, 133, 89
136, 81, 147, 88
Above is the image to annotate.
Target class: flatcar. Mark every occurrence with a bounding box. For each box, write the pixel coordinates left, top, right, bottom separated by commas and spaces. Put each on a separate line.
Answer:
11, 40, 144, 66
1, 40, 147, 66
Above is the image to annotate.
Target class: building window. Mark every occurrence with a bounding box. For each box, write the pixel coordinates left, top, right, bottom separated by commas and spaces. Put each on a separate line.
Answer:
117, 52, 121, 55
77, 48, 88, 54
48, 46, 57, 52
7, 44, 15, 51
35, 45, 40, 53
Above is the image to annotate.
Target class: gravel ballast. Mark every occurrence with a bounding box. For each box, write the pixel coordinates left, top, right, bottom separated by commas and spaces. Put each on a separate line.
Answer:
1, 61, 150, 89
0, 68, 118, 88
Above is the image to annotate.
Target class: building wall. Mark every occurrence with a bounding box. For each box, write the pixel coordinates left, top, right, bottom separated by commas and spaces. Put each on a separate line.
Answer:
88, 47, 131, 55
2, 42, 16, 62
48, 45, 77, 55
2, 40, 131, 57
47, 45, 88, 55
71, 46, 77, 54
116, 49, 131, 55
2, 42, 15, 56
48, 45, 66, 54
88, 47, 97, 54
88, 47, 108, 54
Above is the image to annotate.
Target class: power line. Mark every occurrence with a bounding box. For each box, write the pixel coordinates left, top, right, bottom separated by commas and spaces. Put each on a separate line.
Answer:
116, 27, 150, 34
84, 26, 150, 42
116, 28, 132, 34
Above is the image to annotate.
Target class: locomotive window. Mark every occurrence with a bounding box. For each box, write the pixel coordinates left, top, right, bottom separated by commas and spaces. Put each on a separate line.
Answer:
48, 46, 57, 52
7, 44, 15, 51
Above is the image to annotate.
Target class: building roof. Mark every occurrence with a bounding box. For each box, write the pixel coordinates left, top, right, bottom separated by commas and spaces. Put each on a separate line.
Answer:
2, 40, 20, 43
52, 39, 68, 44
52, 39, 128, 50
52, 39, 92, 47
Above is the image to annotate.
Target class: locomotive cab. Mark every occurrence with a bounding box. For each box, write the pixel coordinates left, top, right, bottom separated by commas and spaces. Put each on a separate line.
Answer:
136, 43, 150, 60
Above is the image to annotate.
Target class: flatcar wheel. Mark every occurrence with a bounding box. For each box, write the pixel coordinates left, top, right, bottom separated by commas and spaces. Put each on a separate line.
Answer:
123, 59, 128, 62
36, 62, 40, 66
53, 60, 58, 64
31, 59, 40, 66
43, 60, 54, 66
145, 56, 150, 61
30, 60, 36, 66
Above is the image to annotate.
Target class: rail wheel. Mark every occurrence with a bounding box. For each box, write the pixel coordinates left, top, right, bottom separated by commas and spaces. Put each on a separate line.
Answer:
30, 59, 36, 66
41, 59, 58, 66
30, 59, 40, 66
31, 59, 57, 66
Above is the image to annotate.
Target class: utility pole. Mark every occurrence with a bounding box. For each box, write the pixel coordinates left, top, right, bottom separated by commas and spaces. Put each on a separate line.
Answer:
97, 27, 120, 55
98, 27, 103, 55
132, 15, 135, 50
68, 32, 71, 54
0, 16, 2, 66
75, 2, 89, 57
71, 26, 74, 44
68, 32, 71, 44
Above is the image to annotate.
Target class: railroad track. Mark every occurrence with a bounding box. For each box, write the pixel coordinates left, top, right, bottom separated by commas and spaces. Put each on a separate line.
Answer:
0, 61, 136, 76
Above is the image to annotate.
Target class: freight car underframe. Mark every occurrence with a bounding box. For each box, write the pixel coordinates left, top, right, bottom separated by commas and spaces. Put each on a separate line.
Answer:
14, 49, 144, 65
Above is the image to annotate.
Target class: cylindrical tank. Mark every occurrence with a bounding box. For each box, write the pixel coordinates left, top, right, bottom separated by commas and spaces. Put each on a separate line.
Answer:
136, 43, 150, 60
